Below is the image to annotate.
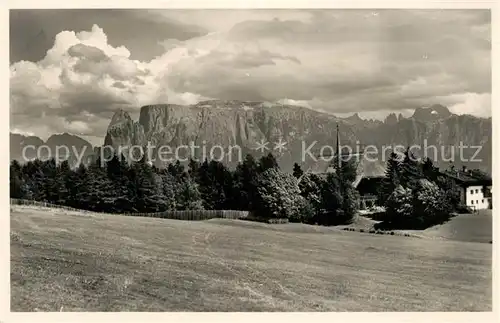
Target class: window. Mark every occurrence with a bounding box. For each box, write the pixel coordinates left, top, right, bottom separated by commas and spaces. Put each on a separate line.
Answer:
471, 200, 474, 204
482, 199, 484, 204
476, 200, 479, 204
470, 189, 474, 195
475, 189, 479, 194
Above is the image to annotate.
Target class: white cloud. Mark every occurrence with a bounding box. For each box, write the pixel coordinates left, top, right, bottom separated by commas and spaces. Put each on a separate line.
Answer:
10, 10, 491, 142
10, 23, 208, 140
447, 93, 491, 118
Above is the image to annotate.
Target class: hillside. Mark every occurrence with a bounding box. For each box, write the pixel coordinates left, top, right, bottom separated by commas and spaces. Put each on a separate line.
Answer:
11, 206, 492, 311
10, 132, 94, 167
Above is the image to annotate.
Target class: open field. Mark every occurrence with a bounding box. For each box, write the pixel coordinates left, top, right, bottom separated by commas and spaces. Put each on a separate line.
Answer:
11, 206, 492, 311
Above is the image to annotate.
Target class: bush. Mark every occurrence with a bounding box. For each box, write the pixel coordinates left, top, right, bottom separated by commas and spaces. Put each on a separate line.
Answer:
255, 168, 303, 220
383, 179, 454, 229
412, 179, 451, 227
290, 197, 315, 223
384, 185, 413, 226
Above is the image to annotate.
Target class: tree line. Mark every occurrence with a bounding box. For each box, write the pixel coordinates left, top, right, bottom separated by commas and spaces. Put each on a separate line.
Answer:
9, 152, 359, 225
10, 147, 471, 229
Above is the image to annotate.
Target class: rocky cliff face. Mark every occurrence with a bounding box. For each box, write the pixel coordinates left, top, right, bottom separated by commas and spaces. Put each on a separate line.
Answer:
102, 100, 492, 173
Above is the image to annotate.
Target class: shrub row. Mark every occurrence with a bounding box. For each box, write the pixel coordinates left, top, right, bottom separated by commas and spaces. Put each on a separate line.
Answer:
342, 227, 411, 237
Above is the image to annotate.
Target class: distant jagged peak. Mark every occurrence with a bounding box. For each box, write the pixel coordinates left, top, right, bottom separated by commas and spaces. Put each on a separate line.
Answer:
412, 104, 452, 121
110, 108, 132, 125
347, 112, 362, 120
384, 113, 398, 125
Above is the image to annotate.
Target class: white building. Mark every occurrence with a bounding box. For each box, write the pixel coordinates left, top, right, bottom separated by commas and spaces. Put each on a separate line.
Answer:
445, 166, 492, 211
461, 185, 491, 210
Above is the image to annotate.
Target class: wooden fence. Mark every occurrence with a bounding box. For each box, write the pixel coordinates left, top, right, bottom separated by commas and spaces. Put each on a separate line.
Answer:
10, 199, 250, 221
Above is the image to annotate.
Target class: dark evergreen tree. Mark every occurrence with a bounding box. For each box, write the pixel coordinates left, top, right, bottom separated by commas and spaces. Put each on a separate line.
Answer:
400, 148, 423, 189
160, 170, 178, 210
10, 160, 24, 199
258, 153, 279, 173
337, 159, 358, 224
176, 175, 204, 210
21, 159, 45, 201
422, 157, 439, 182
41, 159, 57, 203
67, 163, 87, 208
292, 162, 304, 179
129, 155, 165, 213
188, 158, 200, 177
167, 160, 185, 179
79, 158, 116, 212
319, 173, 344, 225
379, 152, 402, 204
233, 154, 259, 211
196, 160, 234, 210
50, 160, 70, 205
106, 153, 134, 213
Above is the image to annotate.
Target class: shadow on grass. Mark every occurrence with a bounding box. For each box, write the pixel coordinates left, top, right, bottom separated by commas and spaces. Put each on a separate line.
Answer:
373, 213, 458, 231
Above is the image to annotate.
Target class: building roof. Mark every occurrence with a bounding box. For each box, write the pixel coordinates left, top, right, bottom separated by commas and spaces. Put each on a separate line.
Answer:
442, 168, 492, 187
307, 152, 386, 187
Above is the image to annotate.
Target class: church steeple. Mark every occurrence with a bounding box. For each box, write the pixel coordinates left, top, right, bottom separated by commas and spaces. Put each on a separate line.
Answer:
336, 124, 341, 169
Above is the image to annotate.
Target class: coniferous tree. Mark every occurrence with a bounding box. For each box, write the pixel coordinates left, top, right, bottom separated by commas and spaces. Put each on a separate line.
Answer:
188, 158, 200, 178
196, 160, 234, 209
22, 159, 45, 201
176, 175, 204, 210
10, 160, 24, 199
80, 158, 116, 212
379, 152, 402, 204
319, 173, 344, 225
422, 157, 439, 182
337, 159, 358, 224
50, 160, 70, 205
233, 154, 259, 211
160, 170, 179, 210
106, 153, 134, 213
129, 155, 165, 213
168, 160, 185, 180
292, 162, 304, 179
68, 164, 87, 208
41, 159, 57, 203
258, 153, 279, 173
400, 148, 423, 189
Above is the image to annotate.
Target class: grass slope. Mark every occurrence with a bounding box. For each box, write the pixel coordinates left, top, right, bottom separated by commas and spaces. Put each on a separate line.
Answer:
11, 206, 492, 311
342, 211, 492, 244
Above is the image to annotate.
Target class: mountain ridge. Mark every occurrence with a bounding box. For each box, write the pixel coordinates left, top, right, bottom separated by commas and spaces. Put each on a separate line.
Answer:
10, 100, 492, 174
103, 100, 492, 173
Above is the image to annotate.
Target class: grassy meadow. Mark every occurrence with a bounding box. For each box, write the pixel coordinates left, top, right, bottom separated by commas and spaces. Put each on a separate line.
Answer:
10, 205, 492, 311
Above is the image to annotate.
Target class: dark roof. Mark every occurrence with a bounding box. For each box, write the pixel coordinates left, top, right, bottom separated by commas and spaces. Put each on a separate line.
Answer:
442, 169, 492, 186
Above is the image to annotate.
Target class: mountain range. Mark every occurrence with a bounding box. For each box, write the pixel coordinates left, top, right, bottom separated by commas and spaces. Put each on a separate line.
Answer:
10, 102, 492, 175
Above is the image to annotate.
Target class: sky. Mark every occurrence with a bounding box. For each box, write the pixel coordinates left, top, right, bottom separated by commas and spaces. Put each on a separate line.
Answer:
9, 9, 491, 146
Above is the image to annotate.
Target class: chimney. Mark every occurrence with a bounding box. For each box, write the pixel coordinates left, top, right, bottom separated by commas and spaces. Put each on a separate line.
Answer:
462, 166, 468, 173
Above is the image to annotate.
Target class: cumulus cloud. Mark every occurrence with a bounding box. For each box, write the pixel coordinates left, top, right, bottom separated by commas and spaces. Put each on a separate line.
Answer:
10, 23, 207, 143
9, 10, 491, 143
446, 93, 491, 118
